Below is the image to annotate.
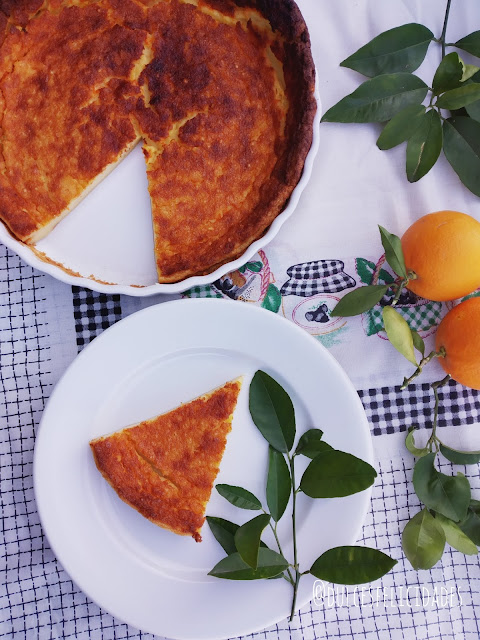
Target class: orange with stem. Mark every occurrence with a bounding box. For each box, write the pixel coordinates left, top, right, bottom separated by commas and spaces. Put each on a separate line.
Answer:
401, 211, 480, 302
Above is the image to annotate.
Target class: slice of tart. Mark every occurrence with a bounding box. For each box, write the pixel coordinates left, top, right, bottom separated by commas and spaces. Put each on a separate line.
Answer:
89, 378, 242, 542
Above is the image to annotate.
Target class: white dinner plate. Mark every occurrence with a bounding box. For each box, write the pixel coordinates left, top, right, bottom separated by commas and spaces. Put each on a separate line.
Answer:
0, 0, 320, 296
34, 299, 373, 639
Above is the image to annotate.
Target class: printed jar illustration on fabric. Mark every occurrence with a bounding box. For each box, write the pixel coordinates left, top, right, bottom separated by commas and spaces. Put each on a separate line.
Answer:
356, 256, 442, 338
280, 260, 356, 343
182, 250, 282, 312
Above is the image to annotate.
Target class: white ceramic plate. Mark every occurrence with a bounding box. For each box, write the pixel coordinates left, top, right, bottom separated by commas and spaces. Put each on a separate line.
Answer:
34, 299, 373, 639
0, 11, 320, 296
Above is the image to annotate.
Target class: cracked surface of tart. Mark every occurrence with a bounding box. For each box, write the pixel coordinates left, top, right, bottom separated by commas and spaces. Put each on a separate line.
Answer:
0, 0, 316, 281
89, 378, 242, 542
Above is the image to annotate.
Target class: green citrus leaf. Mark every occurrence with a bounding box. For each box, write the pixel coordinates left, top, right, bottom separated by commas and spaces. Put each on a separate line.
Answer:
382, 306, 417, 365
406, 109, 443, 182
216, 484, 262, 510
455, 31, 480, 58
310, 546, 397, 584
234, 514, 270, 569
435, 513, 478, 555
402, 508, 446, 570
461, 63, 480, 83
378, 226, 407, 278
413, 452, 471, 522
330, 285, 389, 317
340, 24, 433, 77
207, 517, 240, 554
295, 429, 334, 459
458, 501, 480, 545
466, 99, 480, 122
266, 447, 291, 522
208, 548, 288, 580
443, 117, 480, 197
439, 443, 480, 465
249, 370, 295, 453
321, 73, 428, 123
405, 427, 429, 458
411, 330, 425, 356
300, 449, 377, 498
376, 104, 426, 150
432, 52, 464, 94
436, 84, 480, 110
295, 428, 323, 455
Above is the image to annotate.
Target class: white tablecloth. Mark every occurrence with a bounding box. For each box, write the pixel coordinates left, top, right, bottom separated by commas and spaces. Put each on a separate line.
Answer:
2, 1, 480, 638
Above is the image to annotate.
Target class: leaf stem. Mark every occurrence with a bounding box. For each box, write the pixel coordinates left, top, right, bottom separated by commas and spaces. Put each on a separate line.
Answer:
268, 519, 295, 586
440, 0, 453, 59
400, 348, 446, 390
390, 271, 416, 307
426, 374, 451, 450
288, 453, 300, 622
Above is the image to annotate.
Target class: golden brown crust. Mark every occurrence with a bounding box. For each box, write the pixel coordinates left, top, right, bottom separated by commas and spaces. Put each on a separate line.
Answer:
142, 0, 316, 282
0, 1, 146, 242
90, 379, 242, 541
0, 0, 315, 282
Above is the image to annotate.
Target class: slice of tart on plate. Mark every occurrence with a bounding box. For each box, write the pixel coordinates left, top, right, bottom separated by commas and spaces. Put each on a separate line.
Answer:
89, 378, 242, 541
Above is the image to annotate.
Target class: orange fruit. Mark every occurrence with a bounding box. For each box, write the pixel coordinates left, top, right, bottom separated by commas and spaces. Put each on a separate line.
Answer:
401, 210, 480, 301
435, 297, 480, 390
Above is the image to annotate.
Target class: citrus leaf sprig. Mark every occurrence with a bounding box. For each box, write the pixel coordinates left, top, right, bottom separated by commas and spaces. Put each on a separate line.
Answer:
207, 370, 396, 620
321, 1, 480, 198
330, 226, 480, 570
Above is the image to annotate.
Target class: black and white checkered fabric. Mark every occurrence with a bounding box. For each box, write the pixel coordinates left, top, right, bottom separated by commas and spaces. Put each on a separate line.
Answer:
281, 261, 356, 297
2, 245, 480, 640
72, 286, 122, 351
359, 380, 480, 437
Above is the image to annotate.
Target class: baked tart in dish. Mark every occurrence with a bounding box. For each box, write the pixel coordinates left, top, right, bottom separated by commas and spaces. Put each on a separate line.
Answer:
0, 0, 316, 284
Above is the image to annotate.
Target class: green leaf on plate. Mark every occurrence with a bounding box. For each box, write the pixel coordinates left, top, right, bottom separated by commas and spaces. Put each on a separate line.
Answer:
321, 73, 428, 123
266, 447, 291, 522
435, 513, 478, 555
234, 513, 271, 569
413, 452, 471, 522
382, 306, 417, 365
406, 109, 443, 182
378, 225, 407, 278
330, 285, 389, 317
439, 443, 480, 465
310, 546, 397, 584
455, 31, 480, 58
458, 501, 480, 545
405, 427, 429, 458
443, 117, 480, 197
208, 548, 289, 580
411, 330, 425, 356
376, 104, 425, 150
249, 370, 296, 453
206, 517, 240, 555
300, 449, 377, 498
295, 429, 335, 459
216, 484, 262, 510
432, 52, 464, 94
340, 24, 434, 77
436, 84, 480, 110
402, 508, 446, 570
